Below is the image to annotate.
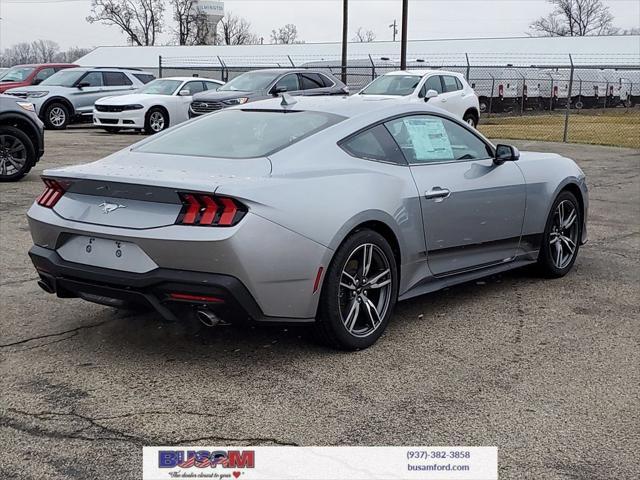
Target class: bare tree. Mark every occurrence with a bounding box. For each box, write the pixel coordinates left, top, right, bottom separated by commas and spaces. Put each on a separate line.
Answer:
2, 43, 34, 66
216, 12, 258, 45
87, 0, 165, 46
620, 27, 640, 35
270, 24, 303, 44
170, 0, 212, 45
55, 47, 93, 63
31, 40, 60, 63
529, 0, 618, 36
352, 27, 376, 42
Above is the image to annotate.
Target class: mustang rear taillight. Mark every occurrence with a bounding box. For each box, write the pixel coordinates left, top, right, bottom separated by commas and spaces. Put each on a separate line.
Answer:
36, 178, 66, 208
176, 193, 246, 227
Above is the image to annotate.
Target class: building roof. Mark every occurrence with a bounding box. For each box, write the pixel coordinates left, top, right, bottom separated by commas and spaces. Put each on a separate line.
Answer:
76, 35, 640, 69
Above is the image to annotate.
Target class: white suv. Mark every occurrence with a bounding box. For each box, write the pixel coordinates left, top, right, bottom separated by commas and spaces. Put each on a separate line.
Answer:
355, 70, 480, 127
5, 67, 155, 129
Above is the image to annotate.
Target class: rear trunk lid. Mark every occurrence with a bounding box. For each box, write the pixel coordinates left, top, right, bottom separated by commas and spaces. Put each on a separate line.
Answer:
44, 150, 271, 229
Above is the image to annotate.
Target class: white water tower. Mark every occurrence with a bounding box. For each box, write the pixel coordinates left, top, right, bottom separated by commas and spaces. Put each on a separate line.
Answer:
193, 1, 225, 44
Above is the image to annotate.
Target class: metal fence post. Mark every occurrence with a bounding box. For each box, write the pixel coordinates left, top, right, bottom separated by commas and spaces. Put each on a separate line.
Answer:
217, 56, 227, 82
369, 54, 376, 81
158, 55, 162, 79
288, 55, 295, 67
563, 54, 574, 143
519, 70, 526, 115
488, 74, 495, 117
465, 53, 470, 82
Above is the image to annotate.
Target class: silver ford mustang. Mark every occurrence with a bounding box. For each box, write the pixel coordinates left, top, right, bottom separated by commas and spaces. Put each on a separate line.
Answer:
27, 96, 588, 350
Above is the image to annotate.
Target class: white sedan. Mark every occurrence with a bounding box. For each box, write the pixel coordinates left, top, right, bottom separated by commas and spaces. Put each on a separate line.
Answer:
354, 70, 481, 127
93, 77, 224, 134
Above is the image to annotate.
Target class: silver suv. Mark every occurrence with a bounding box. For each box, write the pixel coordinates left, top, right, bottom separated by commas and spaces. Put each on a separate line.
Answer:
4, 67, 155, 129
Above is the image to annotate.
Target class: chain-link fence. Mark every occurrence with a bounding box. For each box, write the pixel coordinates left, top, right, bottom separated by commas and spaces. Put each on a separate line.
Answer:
157, 53, 640, 148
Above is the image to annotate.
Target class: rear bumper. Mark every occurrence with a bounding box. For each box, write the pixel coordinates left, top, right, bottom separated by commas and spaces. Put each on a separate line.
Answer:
29, 245, 314, 324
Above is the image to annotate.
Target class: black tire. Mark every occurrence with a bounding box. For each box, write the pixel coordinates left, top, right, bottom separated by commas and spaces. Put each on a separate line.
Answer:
144, 107, 168, 134
314, 229, 398, 350
537, 191, 582, 278
103, 127, 121, 133
463, 111, 478, 128
479, 98, 489, 114
0, 125, 36, 182
43, 102, 70, 130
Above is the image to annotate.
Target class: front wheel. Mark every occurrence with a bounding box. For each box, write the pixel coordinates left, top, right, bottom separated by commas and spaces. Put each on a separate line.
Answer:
537, 191, 582, 278
314, 229, 398, 350
144, 107, 168, 134
43, 102, 70, 130
0, 125, 35, 182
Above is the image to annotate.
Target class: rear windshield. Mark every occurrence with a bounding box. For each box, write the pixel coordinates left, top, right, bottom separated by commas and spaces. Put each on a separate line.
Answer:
135, 109, 345, 159
360, 75, 422, 96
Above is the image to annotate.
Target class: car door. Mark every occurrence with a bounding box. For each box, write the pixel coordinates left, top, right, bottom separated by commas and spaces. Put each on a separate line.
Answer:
172, 80, 206, 125
418, 75, 444, 103
102, 71, 136, 96
298, 72, 332, 96
271, 73, 302, 95
438, 75, 468, 118
385, 114, 526, 276
70, 71, 105, 114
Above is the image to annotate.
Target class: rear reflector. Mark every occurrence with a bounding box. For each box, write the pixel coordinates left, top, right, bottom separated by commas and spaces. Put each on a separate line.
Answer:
169, 293, 225, 303
176, 193, 246, 227
37, 179, 66, 208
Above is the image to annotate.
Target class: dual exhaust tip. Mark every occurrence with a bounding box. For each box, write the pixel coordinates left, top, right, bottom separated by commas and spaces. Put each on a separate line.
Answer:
196, 309, 220, 328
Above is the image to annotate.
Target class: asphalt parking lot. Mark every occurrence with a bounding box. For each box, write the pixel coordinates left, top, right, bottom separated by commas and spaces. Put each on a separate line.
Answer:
1, 127, 638, 479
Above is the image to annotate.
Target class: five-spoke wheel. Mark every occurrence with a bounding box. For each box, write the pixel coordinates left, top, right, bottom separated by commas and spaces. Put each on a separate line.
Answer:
0, 126, 35, 182
538, 191, 581, 277
315, 229, 397, 350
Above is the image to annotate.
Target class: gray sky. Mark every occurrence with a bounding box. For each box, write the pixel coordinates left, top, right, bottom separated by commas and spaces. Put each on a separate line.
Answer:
1, 0, 638, 51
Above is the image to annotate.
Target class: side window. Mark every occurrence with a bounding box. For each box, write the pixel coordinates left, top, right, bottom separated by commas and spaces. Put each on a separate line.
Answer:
182, 81, 206, 95
204, 81, 221, 91
134, 73, 155, 84
274, 74, 300, 92
34, 68, 55, 82
442, 76, 460, 93
420, 75, 443, 97
455, 77, 463, 90
320, 74, 336, 87
385, 115, 491, 164
340, 124, 405, 165
79, 71, 104, 87
103, 71, 133, 86
299, 73, 325, 90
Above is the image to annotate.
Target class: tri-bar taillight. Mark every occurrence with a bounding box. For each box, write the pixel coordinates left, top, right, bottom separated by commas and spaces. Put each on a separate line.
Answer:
176, 193, 247, 227
36, 178, 66, 208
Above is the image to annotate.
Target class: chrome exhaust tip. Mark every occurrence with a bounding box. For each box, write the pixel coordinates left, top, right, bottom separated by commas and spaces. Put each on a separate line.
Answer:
196, 309, 220, 328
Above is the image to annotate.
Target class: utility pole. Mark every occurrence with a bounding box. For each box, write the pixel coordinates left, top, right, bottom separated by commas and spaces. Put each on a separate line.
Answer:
341, 0, 349, 84
389, 19, 398, 41
400, 0, 408, 70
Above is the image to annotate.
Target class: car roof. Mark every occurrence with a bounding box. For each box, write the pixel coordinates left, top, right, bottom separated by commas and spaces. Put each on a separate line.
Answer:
61, 66, 149, 73
6, 63, 77, 68
160, 76, 222, 82
240, 94, 451, 120
383, 69, 462, 77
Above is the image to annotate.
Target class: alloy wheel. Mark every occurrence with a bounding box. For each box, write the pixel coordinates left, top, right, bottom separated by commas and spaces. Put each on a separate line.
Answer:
549, 200, 579, 269
338, 243, 392, 338
49, 107, 66, 127
0, 134, 27, 177
149, 111, 165, 132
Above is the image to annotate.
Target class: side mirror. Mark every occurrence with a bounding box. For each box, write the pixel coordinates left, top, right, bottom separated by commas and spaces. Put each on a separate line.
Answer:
424, 89, 439, 101
76, 82, 90, 89
272, 86, 288, 96
178, 89, 191, 96
494, 144, 520, 165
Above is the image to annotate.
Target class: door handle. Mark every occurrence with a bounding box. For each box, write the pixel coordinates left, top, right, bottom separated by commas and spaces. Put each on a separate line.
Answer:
425, 187, 451, 201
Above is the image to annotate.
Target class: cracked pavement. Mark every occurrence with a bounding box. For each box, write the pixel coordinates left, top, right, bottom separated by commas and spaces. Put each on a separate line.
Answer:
1, 127, 639, 479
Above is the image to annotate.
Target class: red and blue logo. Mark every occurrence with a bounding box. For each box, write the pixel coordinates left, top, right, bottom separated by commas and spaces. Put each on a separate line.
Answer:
159, 449, 255, 469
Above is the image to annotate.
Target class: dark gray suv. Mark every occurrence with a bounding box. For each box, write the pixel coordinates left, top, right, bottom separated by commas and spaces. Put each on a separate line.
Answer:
0, 94, 44, 181
189, 68, 348, 117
